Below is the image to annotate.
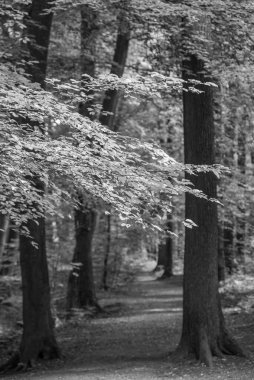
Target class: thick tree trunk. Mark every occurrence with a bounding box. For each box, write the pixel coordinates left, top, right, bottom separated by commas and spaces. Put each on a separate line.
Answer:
0, 1, 60, 372
177, 55, 244, 366
66, 6, 100, 314
19, 216, 59, 366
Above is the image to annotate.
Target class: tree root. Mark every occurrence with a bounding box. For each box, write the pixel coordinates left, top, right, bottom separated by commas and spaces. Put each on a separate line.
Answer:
176, 326, 247, 368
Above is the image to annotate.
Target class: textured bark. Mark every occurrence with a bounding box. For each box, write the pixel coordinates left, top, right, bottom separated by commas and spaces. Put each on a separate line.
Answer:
66, 7, 99, 313
99, 10, 130, 130
177, 55, 244, 366
19, 216, 60, 365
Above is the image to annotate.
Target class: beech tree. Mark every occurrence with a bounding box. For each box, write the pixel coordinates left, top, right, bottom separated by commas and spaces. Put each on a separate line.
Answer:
0, 0, 60, 371
156, 214, 173, 279
178, 16, 244, 363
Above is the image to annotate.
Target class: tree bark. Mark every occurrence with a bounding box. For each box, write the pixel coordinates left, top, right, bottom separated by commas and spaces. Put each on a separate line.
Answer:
66, 6, 100, 314
177, 54, 244, 366
19, 215, 59, 365
0, 0, 60, 372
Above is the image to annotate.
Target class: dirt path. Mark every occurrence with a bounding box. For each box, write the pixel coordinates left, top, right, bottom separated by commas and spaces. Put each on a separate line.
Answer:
2, 271, 254, 379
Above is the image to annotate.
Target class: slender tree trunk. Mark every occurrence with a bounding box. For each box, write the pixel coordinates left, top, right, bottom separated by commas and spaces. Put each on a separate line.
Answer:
218, 225, 225, 282
99, 9, 130, 131
223, 220, 235, 274
99, 10, 130, 287
66, 6, 100, 314
236, 112, 246, 266
102, 214, 111, 290
157, 214, 173, 279
0, 0, 60, 371
0, 225, 18, 276
177, 54, 244, 366
67, 199, 98, 311
0, 215, 9, 270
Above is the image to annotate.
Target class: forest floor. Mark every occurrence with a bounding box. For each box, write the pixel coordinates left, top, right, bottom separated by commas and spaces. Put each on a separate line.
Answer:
2, 264, 254, 379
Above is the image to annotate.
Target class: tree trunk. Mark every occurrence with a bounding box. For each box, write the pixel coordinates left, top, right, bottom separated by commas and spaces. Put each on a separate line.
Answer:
235, 113, 246, 266
67, 200, 98, 312
218, 225, 225, 282
177, 54, 244, 366
0, 215, 9, 270
19, 216, 59, 366
101, 214, 111, 290
0, 225, 18, 276
24, 0, 54, 88
99, 10, 130, 287
157, 214, 173, 279
66, 6, 100, 314
223, 220, 235, 275
0, 0, 60, 372
99, 8, 130, 131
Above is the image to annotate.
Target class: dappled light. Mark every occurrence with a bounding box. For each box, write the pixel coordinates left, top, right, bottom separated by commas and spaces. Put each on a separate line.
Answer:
1, 0, 254, 378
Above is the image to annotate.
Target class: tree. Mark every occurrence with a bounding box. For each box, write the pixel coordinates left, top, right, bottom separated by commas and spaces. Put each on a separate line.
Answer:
99, 5, 130, 289
156, 214, 173, 279
99, 3, 130, 131
66, 5, 100, 313
177, 51, 244, 366
0, 0, 60, 371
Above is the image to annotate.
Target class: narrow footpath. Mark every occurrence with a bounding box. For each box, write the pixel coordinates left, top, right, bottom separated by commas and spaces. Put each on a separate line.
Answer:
3, 271, 254, 380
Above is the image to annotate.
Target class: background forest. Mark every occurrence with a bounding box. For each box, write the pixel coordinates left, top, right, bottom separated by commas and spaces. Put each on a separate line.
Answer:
1, 0, 254, 378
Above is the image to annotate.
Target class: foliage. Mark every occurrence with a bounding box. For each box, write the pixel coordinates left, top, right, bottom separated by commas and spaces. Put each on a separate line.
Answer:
1, 58, 225, 233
